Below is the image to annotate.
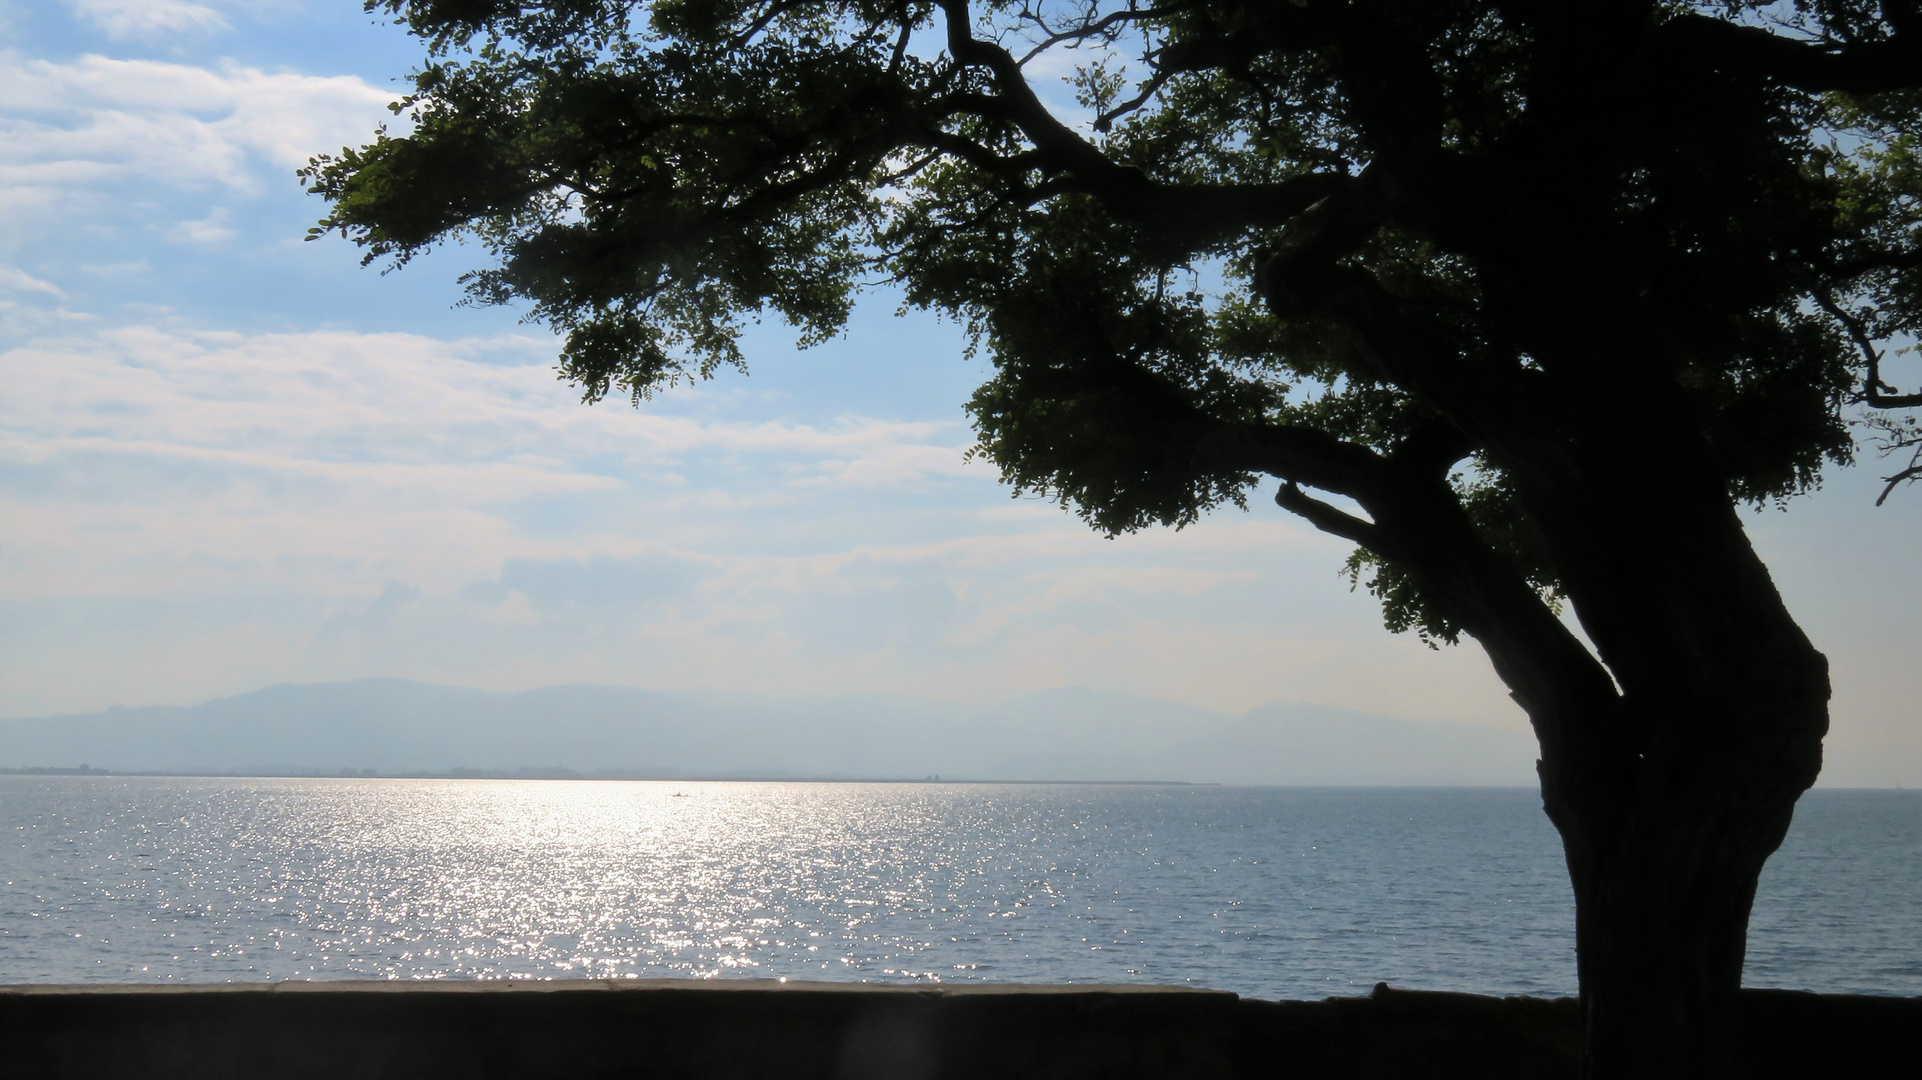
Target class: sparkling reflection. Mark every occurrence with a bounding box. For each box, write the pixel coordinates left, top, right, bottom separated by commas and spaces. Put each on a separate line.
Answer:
1, 778, 1913, 997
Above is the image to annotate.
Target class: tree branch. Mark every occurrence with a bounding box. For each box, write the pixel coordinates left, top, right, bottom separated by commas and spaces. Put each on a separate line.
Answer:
1275, 481, 1379, 545
1813, 290, 1922, 408
1657, 14, 1922, 95
1011, 2, 1189, 69
934, 0, 1349, 253
1257, 439, 1618, 749
1254, 194, 1561, 466
1878, 452, 1922, 506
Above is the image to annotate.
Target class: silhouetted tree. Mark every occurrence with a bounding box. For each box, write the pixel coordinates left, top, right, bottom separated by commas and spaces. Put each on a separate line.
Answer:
1861, 353, 1922, 503
305, 2, 1922, 1075
1872, 414, 1921, 500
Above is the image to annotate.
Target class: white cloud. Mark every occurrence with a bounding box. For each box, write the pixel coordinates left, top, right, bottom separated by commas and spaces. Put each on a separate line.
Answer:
0, 325, 999, 600
0, 325, 985, 478
0, 320, 1505, 725
166, 206, 235, 244
67, 0, 227, 38
81, 259, 148, 275
0, 54, 398, 220
977, 501, 1064, 521
0, 265, 62, 295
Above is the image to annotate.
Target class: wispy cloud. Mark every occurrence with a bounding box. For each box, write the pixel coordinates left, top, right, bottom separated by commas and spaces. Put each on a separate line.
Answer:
165, 206, 236, 244
66, 0, 228, 39
0, 54, 396, 220
0, 325, 998, 600
0, 265, 63, 296
0, 317, 1504, 725
1, 324, 988, 476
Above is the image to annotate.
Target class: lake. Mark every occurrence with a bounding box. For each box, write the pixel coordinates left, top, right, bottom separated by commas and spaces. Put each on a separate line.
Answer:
1, 777, 1915, 998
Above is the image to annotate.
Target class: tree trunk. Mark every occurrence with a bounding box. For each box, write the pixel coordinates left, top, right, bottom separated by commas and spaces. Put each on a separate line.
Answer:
1492, 320, 1838, 1078
1377, 454, 1832, 1078
1546, 770, 1809, 1079
1520, 512, 1830, 1080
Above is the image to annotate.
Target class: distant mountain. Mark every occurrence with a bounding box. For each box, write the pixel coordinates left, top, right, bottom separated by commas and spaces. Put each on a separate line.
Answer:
0, 679, 1541, 785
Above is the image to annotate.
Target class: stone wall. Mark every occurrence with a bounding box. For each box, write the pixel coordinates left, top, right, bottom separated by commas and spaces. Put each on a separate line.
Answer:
1, 980, 1912, 1079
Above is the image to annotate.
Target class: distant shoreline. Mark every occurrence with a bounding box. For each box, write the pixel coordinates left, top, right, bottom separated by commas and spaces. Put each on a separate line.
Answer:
0, 767, 1213, 785
3, 768, 1905, 790
0, 678, 1568, 788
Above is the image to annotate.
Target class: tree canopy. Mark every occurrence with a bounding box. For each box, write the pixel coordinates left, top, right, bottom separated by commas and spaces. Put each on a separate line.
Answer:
307, 0, 1918, 642
306, 2, 1921, 1075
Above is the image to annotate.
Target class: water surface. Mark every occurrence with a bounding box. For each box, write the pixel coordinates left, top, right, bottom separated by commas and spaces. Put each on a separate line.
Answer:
1, 778, 1914, 998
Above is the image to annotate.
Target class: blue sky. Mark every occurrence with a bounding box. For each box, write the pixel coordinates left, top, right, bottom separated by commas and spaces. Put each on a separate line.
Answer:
2, 0, 1917, 784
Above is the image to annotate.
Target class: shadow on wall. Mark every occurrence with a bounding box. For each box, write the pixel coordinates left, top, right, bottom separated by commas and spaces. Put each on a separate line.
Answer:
2, 980, 1916, 1080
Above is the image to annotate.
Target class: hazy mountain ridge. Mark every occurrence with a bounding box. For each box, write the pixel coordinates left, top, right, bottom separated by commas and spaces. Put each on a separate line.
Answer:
0, 679, 1542, 785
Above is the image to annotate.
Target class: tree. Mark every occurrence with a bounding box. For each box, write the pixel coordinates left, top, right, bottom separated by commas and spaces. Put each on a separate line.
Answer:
305, 2, 1922, 1075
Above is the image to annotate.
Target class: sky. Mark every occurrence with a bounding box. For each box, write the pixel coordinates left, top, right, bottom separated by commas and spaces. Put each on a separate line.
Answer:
0, 0, 1917, 783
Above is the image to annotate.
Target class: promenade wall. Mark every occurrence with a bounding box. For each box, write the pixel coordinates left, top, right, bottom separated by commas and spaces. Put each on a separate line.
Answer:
2, 979, 1913, 1079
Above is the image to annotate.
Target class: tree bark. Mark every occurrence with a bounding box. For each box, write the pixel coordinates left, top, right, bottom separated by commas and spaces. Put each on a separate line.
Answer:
1545, 752, 1816, 1079
1339, 450, 1833, 1077
1427, 252, 1841, 1072
1517, 451, 1832, 1079
1252, 92, 1850, 1074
